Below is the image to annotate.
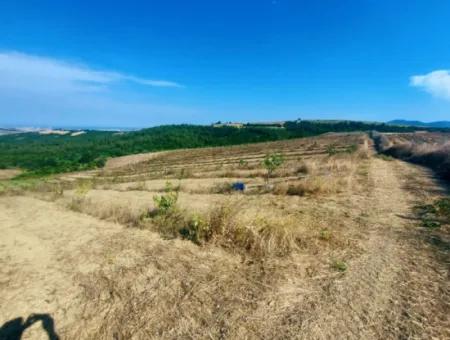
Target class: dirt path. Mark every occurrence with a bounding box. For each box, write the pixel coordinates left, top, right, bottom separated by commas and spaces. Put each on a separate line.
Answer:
299, 157, 449, 339
0, 197, 122, 339
0, 156, 448, 339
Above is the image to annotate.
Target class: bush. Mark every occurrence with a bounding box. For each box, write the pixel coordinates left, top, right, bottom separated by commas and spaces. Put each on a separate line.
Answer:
436, 198, 450, 219
332, 260, 347, 272
413, 197, 450, 229
153, 181, 179, 214
377, 134, 450, 180
326, 144, 338, 156
319, 229, 332, 241
262, 153, 284, 182
179, 214, 210, 244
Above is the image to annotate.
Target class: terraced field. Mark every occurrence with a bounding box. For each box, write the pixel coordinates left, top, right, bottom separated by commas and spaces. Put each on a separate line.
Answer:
1, 132, 449, 339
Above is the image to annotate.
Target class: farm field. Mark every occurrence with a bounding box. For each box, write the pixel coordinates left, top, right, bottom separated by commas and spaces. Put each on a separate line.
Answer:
0, 132, 449, 339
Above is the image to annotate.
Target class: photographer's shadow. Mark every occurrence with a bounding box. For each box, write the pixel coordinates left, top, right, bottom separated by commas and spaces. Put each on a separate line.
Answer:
0, 313, 59, 340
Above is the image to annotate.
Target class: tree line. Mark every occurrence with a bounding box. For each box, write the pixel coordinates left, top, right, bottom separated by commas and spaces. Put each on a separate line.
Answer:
0, 121, 435, 177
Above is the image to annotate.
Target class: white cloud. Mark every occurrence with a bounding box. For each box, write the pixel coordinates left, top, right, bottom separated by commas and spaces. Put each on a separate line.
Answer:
410, 70, 450, 100
0, 51, 182, 94
0, 51, 203, 127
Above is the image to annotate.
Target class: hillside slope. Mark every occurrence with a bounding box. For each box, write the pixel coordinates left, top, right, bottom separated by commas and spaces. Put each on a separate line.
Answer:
388, 119, 450, 128
0, 135, 448, 339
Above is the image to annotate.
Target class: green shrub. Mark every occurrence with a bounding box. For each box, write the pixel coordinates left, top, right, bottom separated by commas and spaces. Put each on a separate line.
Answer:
75, 180, 93, 196
422, 219, 441, 229
238, 159, 248, 168
262, 153, 284, 182
153, 181, 179, 214
436, 198, 450, 220
319, 228, 331, 241
179, 214, 210, 244
332, 260, 347, 272
414, 197, 450, 229
326, 144, 338, 156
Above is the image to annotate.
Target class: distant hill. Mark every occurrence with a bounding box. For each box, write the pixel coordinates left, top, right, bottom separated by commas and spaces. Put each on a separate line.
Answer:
0, 128, 21, 136
388, 120, 450, 128
0, 120, 420, 177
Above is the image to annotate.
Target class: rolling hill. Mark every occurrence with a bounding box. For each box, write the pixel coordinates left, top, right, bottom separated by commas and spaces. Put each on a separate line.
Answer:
388, 119, 450, 128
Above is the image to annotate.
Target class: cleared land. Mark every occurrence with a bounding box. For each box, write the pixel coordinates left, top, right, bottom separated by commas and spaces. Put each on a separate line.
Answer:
0, 133, 449, 339
0, 169, 22, 180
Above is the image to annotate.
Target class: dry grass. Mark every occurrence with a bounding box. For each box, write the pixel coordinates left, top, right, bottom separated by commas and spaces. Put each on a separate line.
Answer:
376, 132, 450, 180
0, 168, 22, 180
68, 236, 294, 339
56, 134, 369, 259
3, 132, 450, 339
68, 195, 146, 227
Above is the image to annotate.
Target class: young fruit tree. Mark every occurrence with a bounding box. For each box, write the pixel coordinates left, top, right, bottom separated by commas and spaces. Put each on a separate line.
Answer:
262, 153, 284, 183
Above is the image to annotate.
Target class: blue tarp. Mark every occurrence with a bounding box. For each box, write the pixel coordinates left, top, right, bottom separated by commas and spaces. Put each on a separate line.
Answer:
231, 182, 245, 191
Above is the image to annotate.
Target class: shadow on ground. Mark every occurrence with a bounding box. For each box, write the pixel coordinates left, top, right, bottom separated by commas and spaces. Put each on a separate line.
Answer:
0, 314, 59, 340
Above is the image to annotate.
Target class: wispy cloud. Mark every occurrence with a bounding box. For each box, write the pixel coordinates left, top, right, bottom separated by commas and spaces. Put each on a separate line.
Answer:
410, 70, 450, 100
0, 51, 182, 94
0, 51, 201, 127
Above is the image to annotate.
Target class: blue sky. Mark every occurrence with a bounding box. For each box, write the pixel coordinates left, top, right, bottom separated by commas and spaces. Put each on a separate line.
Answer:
1, 0, 450, 128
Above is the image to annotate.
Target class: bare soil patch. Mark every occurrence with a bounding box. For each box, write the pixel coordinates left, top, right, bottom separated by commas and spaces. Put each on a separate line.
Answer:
0, 169, 22, 180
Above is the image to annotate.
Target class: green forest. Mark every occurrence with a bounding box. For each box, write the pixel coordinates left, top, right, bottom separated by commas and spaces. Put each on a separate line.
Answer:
0, 121, 431, 177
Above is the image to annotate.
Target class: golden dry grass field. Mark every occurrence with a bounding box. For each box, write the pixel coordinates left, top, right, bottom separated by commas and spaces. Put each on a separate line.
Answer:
0, 132, 449, 339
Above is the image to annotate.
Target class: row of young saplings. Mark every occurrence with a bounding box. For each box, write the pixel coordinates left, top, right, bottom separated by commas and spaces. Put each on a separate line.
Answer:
146, 181, 337, 258
63, 151, 359, 266
140, 150, 357, 255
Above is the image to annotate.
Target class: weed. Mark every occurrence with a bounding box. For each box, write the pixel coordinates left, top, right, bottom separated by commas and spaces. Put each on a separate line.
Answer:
152, 181, 179, 214
319, 228, 331, 241
326, 144, 338, 156
332, 260, 348, 272
238, 159, 248, 168
179, 214, 210, 244
75, 180, 93, 196
422, 219, 441, 229
413, 198, 450, 229
435, 198, 450, 220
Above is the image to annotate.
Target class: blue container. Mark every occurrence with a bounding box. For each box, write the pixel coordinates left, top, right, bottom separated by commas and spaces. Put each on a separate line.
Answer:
232, 182, 245, 191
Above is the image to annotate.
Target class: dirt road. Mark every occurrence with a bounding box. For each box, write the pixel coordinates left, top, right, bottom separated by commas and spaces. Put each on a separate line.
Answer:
0, 157, 448, 339
298, 157, 449, 339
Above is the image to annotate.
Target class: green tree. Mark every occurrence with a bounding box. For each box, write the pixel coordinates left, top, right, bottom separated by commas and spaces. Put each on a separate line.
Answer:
153, 181, 179, 214
262, 153, 284, 183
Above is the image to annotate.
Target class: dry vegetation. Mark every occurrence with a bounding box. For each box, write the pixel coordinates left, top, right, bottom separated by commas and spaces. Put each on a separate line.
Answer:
1, 132, 449, 339
0, 168, 22, 180
375, 131, 450, 179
